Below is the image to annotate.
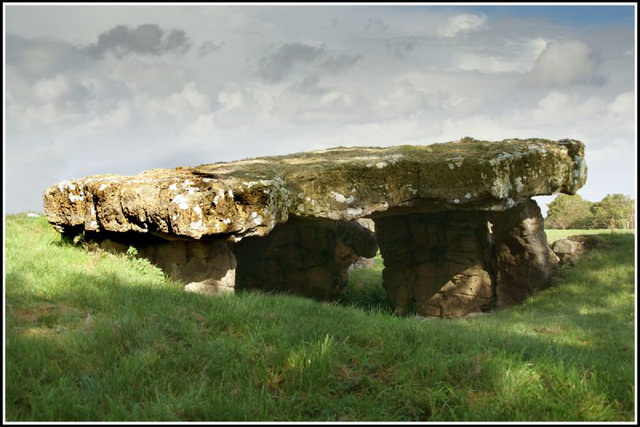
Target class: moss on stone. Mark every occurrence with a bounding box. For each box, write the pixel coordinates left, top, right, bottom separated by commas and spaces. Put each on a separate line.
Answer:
44, 138, 586, 239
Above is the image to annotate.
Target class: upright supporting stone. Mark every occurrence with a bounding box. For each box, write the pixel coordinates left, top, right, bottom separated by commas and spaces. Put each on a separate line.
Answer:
95, 234, 237, 295
374, 211, 495, 318
234, 218, 378, 300
489, 199, 554, 308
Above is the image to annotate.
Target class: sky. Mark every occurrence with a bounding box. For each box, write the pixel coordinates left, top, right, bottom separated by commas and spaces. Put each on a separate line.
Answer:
3, 3, 637, 217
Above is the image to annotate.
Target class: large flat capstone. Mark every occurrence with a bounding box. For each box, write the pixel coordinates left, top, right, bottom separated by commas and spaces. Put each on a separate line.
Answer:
43, 138, 587, 317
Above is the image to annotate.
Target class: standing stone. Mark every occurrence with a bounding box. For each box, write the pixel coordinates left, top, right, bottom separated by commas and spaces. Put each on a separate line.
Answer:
234, 218, 377, 300
95, 234, 237, 295
489, 199, 554, 308
374, 211, 495, 318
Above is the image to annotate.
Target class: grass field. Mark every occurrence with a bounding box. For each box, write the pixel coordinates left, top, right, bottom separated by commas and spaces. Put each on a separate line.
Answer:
545, 228, 635, 244
4, 214, 636, 421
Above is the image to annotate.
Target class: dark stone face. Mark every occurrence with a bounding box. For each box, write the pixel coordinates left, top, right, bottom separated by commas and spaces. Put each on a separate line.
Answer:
489, 199, 554, 309
374, 210, 495, 318
234, 217, 378, 300
373, 199, 555, 318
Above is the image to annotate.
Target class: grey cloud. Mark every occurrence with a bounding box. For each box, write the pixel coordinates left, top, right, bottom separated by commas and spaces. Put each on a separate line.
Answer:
288, 74, 328, 97
198, 40, 225, 58
258, 42, 327, 83
365, 18, 389, 33
387, 39, 417, 59
6, 34, 83, 80
258, 43, 361, 83
78, 24, 191, 59
318, 54, 362, 74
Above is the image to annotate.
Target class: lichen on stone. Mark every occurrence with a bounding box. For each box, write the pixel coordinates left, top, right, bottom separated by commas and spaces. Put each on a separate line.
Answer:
44, 138, 586, 241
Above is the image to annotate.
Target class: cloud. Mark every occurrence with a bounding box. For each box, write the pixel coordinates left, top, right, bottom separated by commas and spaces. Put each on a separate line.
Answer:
273, 74, 372, 124
606, 92, 634, 118
257, 42, 361, 83
90, 100, 134, 129
365, 18, 389, 33
132, 81, 212, 119
6, 34, 83, 80
386, 39, 417, 59
8, 73, 96, 126
439, 14, 486, 38
257, 42, 327, 83
78, 24, 191, 59
318, 53, 362, 74
102, 59, 191, 97
525, 39, 604, 87
375, 79, 447, 118
503, 90, 605, 129
198, 40, 225, 57
32, 74, 90, 103
456, 54, 528, 74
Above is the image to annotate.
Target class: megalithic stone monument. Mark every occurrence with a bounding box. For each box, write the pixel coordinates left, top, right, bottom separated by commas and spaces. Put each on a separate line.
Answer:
44, 138, 587, 317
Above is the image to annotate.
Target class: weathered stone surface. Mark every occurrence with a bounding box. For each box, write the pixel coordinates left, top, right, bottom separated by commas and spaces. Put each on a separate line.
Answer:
374, 211, 495, 318
43, 138, 586, 241
43, 138, 587, 317
373, 199, 561, 317
349, 218, 377, 269
551, 235, 598, 266
94, 233, 237, 294
490, 199, 554, 309
235, 218, 377, 300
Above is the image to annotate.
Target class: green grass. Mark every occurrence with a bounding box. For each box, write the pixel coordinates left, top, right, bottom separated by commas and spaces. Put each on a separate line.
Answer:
545, 228, 635, 244
5, 214, 636, 421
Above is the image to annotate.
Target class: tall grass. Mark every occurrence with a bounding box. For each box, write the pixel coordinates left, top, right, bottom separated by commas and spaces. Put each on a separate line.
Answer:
5, 214, 636, 421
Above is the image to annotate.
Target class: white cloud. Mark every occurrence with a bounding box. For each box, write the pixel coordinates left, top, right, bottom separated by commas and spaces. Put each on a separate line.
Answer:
179, 113, 218, 142
607, 92, 634, 118
273, 75, 371, 124
33, 74, 71, 101
102, 59, 191, 97
530, 37, 549, 57
532, 91, 605, 124
375, 79, 447, 118
456, 54, 528, 74
439, 14, 486, 38
215, 86, 275, 124
133, 81, 212, 119
526, 39, 603, 87
8, 73, 94, 126
87, 99, 133, 129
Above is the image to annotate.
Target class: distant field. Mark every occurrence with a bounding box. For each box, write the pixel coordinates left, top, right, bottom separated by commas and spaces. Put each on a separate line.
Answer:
5, 214, 636, 421
545, 228, 635, 244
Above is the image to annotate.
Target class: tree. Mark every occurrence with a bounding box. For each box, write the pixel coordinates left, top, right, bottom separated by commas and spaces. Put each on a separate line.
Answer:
545, 194, 594, 229
591, 194, 635, 229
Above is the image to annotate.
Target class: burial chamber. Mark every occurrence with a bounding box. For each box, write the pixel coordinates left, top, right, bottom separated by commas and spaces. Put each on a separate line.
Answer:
43, 138, 587, 317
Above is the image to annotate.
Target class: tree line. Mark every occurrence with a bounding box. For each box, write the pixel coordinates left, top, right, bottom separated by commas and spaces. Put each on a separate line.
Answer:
545, 193, 635, 230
